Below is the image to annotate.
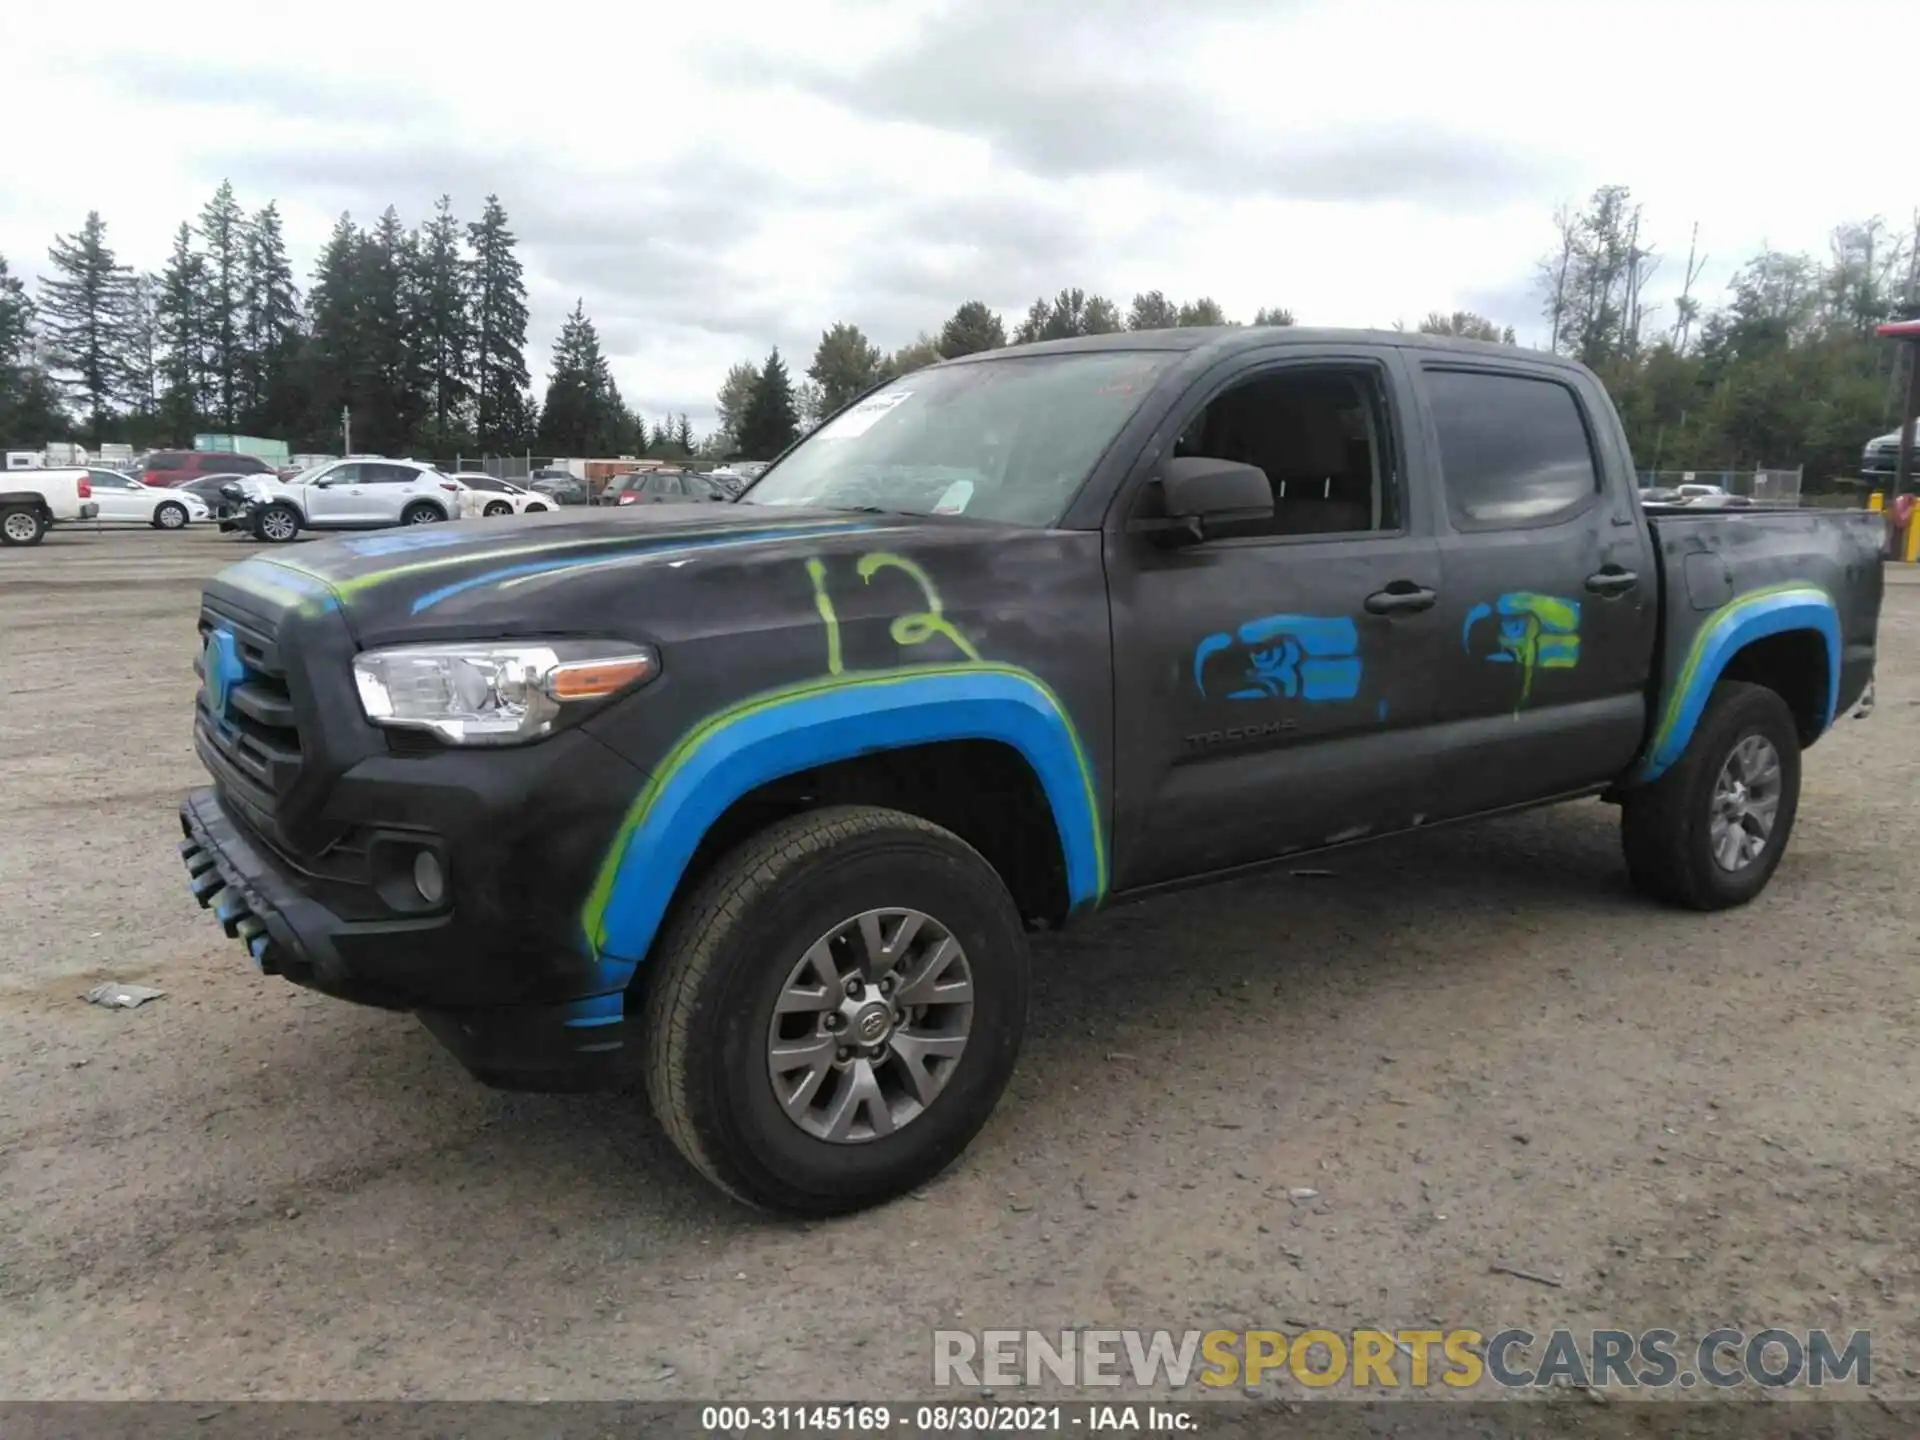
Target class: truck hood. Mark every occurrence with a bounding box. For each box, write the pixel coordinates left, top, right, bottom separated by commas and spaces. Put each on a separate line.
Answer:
203, 503, 1020, 647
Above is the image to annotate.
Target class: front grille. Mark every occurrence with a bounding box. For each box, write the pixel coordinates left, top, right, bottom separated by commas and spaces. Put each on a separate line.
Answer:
195, 603, 304, 825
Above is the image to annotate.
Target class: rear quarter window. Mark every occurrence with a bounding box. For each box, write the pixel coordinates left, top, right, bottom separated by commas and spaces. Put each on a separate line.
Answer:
1426, 369, 1601, 530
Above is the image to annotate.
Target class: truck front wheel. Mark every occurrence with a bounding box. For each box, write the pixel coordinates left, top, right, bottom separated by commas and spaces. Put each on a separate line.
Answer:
1621, 680, 1802, 910
253, 503, 301, 543
641, 805, 1029, 1214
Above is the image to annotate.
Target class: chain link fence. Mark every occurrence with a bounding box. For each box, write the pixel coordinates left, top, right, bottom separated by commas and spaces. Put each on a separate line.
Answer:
1636, 468, 1804, 505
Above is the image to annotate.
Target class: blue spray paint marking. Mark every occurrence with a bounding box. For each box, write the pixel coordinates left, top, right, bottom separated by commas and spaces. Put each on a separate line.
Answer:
588, 668, 1102, 990
202, 628, 248, 718
1194, 614, 1362, 702
335, 527, 490, 559
408, 523, 879, 613
1463, 593, 1582, 706
215, 557, 341, 612
1633, 587, 1839, 783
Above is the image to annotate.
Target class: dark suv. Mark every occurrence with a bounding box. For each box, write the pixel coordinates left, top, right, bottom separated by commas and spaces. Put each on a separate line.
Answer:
143, 450, 277, 488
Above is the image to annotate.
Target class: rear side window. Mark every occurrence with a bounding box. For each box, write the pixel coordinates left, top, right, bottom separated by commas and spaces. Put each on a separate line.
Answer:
1426, 369, 1600, 530
228, 455, 271, 473
147, 453, 185, 471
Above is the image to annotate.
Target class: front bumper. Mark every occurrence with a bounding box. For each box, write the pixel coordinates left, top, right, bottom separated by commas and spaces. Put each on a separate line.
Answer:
178, 786, 631, 1091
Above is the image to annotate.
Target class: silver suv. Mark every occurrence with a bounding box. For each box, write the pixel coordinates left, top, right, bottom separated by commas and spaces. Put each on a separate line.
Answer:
228, 459, 463, 543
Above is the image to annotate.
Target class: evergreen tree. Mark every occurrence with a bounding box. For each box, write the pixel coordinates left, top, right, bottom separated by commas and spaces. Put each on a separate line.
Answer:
302, 213, 364, 451
0, 253, 69, 445
468, 195, 531, 452
1251, 306, 1296, 327
358, 206, 425, 453
155, 222, 212, 443
240, 203, 302, 434
938, 300, 1006, 357
121, 274, 159, 428
198, 180, 247, 427
412, 195, 473, 451
39, 211, 133, 437
736, 347, 800, 459
674, 412, 694, 453
807, 322, 882, 416
537, 300, 622, 454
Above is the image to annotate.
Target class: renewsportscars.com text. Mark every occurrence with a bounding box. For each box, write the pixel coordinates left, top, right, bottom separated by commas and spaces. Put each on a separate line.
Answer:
933, 1327, 1872, 1391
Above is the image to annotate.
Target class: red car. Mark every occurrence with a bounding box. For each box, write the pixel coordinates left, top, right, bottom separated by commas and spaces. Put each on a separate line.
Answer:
141, 450, 277, 487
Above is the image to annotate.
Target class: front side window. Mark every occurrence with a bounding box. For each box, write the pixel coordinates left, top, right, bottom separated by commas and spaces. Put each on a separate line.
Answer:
741, 350, 1178, 527
1426, 369, 1601, 530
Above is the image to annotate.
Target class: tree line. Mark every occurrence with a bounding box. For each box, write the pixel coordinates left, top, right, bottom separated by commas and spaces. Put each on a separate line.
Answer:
0, 185, 695, 461
4, 180, 1914, 483
709, 187, 1917, 485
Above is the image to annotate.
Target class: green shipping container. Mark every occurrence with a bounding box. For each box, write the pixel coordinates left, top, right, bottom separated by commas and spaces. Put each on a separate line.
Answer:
194, 433, 291, 464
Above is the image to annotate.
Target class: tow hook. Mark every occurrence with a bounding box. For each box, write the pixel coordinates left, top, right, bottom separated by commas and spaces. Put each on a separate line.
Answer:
1852, 677, 1875, 720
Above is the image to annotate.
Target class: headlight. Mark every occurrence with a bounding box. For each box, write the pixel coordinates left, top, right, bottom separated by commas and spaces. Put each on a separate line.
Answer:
351, 642, 659, 745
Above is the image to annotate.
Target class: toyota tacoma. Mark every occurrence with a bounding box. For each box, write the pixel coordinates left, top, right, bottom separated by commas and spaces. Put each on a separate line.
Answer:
176, 328, 1884, 1213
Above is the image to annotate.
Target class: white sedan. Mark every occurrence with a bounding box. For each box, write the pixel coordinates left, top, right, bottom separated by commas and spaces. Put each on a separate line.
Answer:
84, 469, 212, 529
448, 472, 557, 518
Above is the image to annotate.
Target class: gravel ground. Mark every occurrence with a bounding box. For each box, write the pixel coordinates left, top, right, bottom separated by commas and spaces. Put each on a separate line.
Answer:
1, 526, 1915, 1404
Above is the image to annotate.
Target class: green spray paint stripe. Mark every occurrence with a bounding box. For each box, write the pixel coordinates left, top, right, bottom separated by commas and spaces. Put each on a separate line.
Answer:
270, 519, 858, 602
580, 662, 1108, 952
1648, 582, 1832, 757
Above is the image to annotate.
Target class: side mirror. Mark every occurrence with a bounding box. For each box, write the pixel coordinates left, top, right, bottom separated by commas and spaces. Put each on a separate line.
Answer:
1144, 457, 1274, 545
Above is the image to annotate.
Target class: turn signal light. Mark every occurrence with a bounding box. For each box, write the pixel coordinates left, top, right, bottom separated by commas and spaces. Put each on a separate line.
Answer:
545, 654, 658, 701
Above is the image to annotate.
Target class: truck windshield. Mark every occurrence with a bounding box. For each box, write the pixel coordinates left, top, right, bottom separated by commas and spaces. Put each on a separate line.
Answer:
739, 351, 1176, 527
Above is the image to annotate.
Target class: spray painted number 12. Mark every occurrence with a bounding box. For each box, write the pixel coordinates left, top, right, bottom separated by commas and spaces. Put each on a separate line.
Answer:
805, 552, 983, 676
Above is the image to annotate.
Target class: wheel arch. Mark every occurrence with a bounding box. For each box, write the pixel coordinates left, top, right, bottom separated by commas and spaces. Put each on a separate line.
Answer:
1635, 586, 1839, 783
580, 666, 1107, 991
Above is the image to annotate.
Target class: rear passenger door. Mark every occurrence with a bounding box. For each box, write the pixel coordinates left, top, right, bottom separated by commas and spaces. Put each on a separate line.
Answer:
1412, 361, 1658, 818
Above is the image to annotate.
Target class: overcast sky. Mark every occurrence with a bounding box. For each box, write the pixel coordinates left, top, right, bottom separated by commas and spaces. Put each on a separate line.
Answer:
3, 0, 1913, 432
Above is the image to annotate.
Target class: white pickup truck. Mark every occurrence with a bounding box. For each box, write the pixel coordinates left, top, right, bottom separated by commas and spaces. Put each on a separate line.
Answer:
225, 458, 464, 542
1, 470, 100, 547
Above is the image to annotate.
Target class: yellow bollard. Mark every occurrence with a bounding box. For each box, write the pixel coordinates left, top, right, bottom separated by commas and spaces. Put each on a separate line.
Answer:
1907, 515, 1920, 564
1868, 491, 1884, 512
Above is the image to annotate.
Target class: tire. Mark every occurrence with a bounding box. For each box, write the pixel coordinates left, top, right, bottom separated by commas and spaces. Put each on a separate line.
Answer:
152, 500, 189, 530
483, 500, 513, 517
401, 501, 444, 526
1621, 680, 1802, 911
1, 505, 48, 547
252, 503, 301, 544
642, 805, 1029, 1215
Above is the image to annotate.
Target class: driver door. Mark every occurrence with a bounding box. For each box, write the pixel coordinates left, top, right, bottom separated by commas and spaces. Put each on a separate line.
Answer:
305, 464, 368, 524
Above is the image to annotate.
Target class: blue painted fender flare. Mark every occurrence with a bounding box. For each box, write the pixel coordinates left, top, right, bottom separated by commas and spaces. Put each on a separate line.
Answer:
1634, 585, 1839, 783
580, 664, 1108, 991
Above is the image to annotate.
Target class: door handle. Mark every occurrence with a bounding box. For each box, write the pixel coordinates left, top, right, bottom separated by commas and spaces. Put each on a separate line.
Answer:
1586, 567, 1638, 595
1363, 583, 1438, 615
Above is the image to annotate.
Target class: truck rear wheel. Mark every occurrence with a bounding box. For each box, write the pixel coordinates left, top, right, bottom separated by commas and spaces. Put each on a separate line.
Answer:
1621, 680, 1801, 910
1, 505, 47, 546
641, 805, 1029, 1214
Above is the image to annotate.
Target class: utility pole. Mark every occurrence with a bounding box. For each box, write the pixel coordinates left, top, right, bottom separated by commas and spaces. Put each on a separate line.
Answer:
342, 406, 351, 457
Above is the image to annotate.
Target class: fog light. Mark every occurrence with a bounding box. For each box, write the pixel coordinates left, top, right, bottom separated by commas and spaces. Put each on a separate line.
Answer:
413, 849, 445, 906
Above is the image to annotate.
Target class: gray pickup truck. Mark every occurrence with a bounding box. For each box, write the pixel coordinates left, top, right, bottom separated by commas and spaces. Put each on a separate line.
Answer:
175, 328, 1884, 1214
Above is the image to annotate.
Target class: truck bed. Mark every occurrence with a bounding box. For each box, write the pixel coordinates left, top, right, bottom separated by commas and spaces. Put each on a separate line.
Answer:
1642, 505, 1884, 766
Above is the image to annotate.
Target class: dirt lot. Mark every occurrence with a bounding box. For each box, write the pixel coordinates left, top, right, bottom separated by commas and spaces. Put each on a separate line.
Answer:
1, 526, 1916, 1403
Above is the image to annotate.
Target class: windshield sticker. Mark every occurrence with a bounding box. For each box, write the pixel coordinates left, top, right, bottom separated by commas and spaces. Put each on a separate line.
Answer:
819, 390, 911, 441
931, 480, 974, 516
